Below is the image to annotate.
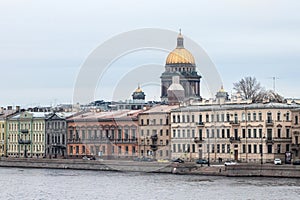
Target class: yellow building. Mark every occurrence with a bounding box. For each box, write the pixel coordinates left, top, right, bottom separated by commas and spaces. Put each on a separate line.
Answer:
6, 112, 48, 158
0, 106, 19, 156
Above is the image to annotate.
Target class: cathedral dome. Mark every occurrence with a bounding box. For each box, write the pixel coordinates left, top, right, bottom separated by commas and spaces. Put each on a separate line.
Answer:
166, 32, 195, 65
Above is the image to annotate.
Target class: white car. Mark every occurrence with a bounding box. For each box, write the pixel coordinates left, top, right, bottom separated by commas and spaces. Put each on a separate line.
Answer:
274, 158, 282, 165
224, 160, 237, 166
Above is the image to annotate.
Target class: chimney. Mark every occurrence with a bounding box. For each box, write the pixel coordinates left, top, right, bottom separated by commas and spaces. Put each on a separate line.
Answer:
16, 106, 20, 112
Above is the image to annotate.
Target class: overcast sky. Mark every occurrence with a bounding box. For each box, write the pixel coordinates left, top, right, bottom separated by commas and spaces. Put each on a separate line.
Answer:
0, 0, 300, 107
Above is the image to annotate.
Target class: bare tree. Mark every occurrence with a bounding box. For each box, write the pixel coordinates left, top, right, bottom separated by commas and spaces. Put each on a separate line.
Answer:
233, 77, 262, 100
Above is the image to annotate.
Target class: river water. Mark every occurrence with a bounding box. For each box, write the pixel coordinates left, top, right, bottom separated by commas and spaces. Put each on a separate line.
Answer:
0, 167, 299, 200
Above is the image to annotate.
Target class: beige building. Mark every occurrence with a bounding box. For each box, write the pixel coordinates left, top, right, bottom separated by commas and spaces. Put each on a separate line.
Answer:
138, 105, 178, 160
171, 99, 300, 163
291, 108, 300, 161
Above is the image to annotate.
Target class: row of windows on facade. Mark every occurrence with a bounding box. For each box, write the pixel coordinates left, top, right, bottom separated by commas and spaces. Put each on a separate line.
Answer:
69, 129, 137, 140
68, 145, 136, 155
140, 118, 169, 126
46, 134, 65, 145
172, 128, 291, 139
140, 149, 169, 157
8, 133, 45, 143
172, 112, 293, 123
8, 123, 45, 131
8, 144, 44, 152
140, 139, 169, 146
46, 121, 66, 129
172, 143, 291, 154
140, 129, 169, 137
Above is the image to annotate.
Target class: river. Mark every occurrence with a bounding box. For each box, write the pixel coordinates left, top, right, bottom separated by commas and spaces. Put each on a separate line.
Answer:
0, 167, 299, 200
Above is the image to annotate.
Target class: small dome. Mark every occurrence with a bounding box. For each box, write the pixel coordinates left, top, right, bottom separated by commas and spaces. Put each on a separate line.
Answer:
135, 86, 143, 93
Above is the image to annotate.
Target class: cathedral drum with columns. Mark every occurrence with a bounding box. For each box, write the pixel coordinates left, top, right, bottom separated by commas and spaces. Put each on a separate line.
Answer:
160, 31, 202, 103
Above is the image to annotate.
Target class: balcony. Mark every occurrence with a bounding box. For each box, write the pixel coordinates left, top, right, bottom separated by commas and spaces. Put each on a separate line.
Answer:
229, 121, 240, 126
18, 139, 31, 145
265, 138, 274, 144
21, 129, 29, 134
273, 137, 292, 142
112, 139, 138, 144
265, 120, 274, 127
291, 144, 300, 150
193, 137, 204, 143
229, 137, 241, 143
196, 122, 205, 126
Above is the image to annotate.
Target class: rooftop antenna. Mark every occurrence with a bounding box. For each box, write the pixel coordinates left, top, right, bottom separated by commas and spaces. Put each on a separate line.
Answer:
267, 76, 279, 92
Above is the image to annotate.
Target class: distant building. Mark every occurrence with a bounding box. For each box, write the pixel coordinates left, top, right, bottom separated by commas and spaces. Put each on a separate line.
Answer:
161, 31, 201, 102
137, 105, 178, 160
66, 110, 142, 159
170, 88, 300, 163
45, 112, 74, 158
291, 108, 300, 161
6, 112, 49, 158
0, 106, 20, 156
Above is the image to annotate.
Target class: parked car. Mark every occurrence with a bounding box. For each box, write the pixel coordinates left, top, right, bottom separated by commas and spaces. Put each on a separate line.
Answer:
292, 160, 300, 165
195, 159, 209, 165
172, 158, 184, 163
224, 160, 237, 166
274, 158, 282, 165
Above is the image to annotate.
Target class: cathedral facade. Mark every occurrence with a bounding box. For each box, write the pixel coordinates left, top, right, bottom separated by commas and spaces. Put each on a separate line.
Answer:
160, 32, 202, 102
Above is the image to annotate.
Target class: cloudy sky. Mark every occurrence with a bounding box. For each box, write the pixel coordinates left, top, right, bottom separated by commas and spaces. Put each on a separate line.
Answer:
0, 0, 300, 107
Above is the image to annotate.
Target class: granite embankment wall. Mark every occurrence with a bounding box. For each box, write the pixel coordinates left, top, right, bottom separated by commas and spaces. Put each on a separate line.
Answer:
1, 158, 299, 178
0, 157, 181, 173
225, 164, 300, 178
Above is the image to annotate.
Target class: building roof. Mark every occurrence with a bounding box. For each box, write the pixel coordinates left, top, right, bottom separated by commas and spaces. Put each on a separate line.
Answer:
67, 110, 143, 122
141, 105, 179, 114
172, 102, 300, 112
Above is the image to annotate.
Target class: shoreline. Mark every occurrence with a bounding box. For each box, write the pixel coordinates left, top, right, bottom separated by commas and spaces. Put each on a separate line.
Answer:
1, 157, 300, 178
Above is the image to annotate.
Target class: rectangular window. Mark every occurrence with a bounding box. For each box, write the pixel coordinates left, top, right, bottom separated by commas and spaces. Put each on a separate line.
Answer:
267, 145, 272, 154
254, 144, 257, 153
221, 114, 225, 122
253, 129, 257, 138
248, 129, 251, 138
211, 144, 215, 153
259, 129, 262, 138
259, 113, 262, 121
206, 129, 209, 138
253, 113, 257, 121
206, 114, 209, 122
191, 115, 194, 122
173, 144, 176, 152
242, 129, 246, 138
173, 130, 176, 138
227, 129, 230, 138
243, 144, 246, 153
82, 130, 85, 140
286, 144, 290, 152
227, 144, 230, 153
226, 113, 230, 122
187, 115, 190, 123
277, 144, 281, 154
222, 144, 225, 153
277, 129, 281, 138
221, 129, 225, 138
248, 144, 252, 153
259, 145, 262, 154
286, 128, 290, 138
217, 144, 220, 153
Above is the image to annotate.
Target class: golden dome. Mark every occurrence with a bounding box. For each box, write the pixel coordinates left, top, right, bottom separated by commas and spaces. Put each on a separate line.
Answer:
135, 86, 143, 93
166, 48, 195, 64
166, 32, 195, 65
